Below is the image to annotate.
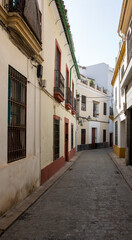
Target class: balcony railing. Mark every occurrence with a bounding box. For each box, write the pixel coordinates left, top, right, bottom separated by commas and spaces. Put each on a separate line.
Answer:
4, 0, 25, 15
4, 0, 42, 43
54, 70, 64, 103
74, 98, 76, 111
72, 97, 76, 115
109, 107, 113, 116
65, 87, 72, 110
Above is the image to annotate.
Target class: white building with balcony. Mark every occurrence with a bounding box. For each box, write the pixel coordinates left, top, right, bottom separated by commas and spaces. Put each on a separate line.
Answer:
76, 75, 109, 151
79, 63, 114, 147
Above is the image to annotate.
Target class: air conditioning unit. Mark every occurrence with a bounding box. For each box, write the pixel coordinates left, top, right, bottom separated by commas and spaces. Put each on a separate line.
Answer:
41, 79, 47, 88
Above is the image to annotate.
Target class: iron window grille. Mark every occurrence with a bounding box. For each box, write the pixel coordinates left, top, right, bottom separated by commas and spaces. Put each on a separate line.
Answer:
81, 95, 86, 111
104, 102, 107, 115
115, 121, 118, 146
54, 118, 59, 160
8, 65, 27, 163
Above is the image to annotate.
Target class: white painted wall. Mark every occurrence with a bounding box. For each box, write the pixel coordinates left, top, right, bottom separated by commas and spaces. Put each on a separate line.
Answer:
79, 63, 114, 138
0, 23, 41, 215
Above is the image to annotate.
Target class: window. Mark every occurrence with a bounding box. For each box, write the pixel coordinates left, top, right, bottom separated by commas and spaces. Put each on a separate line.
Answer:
71, 124, 73, 149
81, 95, 86, 111
93, 102, 99, 117
103, 129, 106, 142
72, 82, 74, 109
103, 103, 107, 115
115, 87, 117, 106
54, 117, 60, 160
115, 121, 118, 146
121, 65, 124, 80
127, 21, 132, 63
81, 129, 86, 144
8, 66, 27, 163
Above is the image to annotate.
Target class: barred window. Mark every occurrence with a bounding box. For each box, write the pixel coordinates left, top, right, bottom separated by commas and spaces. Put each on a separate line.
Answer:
115, 121, 118, 146
81, 129, 86, 144
8, 66, 27, 163
81, 95, 86, 111
103, 129, 106, 142
71, 125, 73, 149
54, 118, 59, 160
104, 102, 107, 115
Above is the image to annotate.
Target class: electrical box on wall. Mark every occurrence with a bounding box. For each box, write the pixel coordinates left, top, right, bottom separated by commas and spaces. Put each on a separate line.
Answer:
37, 64, 43, 78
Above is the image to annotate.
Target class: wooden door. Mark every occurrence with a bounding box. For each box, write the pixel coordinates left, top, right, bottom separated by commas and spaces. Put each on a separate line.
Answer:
65, 123, 68, 161
92, 128, 95, 149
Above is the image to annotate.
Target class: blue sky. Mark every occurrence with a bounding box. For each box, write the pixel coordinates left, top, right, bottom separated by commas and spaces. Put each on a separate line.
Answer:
64, 0, 123, 68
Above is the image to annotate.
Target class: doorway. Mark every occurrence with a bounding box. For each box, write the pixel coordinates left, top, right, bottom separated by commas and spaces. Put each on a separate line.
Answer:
110, 133, 113, 147
92, 128, 96, 149
65, 122, 68, 161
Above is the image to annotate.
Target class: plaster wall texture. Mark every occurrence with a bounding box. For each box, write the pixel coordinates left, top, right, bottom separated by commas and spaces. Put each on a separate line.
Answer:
77, 81, 109, 146
0, 26, 41, 215
79, 63, 114, 136
40, 0, 77, 169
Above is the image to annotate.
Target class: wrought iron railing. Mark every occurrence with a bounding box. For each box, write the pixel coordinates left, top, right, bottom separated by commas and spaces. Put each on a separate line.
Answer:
66, 87, 72, 106
109, 107, 113, 115
4, 0, 25, 16
54, 70, 64, 97
74, 98, 76, 111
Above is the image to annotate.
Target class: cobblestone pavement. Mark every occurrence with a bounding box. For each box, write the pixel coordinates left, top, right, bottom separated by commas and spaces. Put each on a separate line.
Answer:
1, 149, 132, 240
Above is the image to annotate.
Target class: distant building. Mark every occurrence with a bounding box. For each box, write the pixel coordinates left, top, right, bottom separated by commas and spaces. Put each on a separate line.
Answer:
76, 75, 109, 151
79, 63, 114, 147
112, 0, 132, 164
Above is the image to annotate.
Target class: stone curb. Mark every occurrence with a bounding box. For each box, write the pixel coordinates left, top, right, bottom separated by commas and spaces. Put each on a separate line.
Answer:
0, 151, 83, 236
108, 151, 132, 191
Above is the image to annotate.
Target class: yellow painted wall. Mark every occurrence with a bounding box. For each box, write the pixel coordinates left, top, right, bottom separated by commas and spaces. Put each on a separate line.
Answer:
113, 145, 125, 158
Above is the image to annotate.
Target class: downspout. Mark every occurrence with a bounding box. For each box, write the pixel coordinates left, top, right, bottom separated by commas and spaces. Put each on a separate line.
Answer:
70, 64, 75, 89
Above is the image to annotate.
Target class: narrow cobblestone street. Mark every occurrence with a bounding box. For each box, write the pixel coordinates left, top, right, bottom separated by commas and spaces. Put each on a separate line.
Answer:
1, 149, 132, 240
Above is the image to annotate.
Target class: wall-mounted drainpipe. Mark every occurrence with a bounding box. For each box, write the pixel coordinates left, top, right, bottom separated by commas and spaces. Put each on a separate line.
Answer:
70, 64, 75, 89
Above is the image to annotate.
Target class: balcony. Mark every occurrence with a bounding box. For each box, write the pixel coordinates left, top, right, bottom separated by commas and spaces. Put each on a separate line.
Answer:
0, 0, 43, 63
4, 0, 41, 43
109, 107, 113, 121
72, 98, 76, 115
65, 87, 72, 110
54, 70, 64, 103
